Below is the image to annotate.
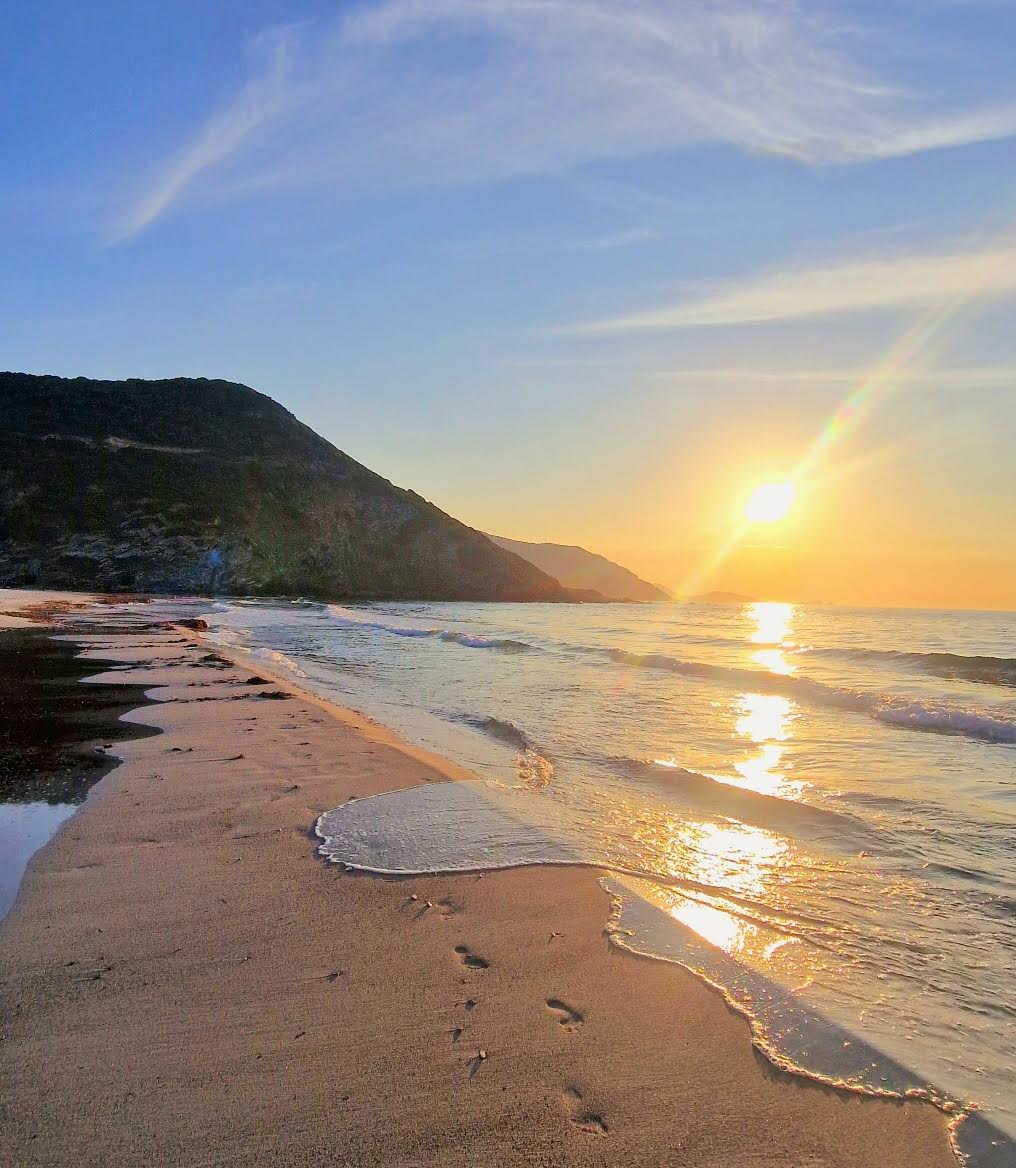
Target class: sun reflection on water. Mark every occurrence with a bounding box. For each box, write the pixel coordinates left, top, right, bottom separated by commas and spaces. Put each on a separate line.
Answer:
668, 819, 788, 957
749, 601, 796, 674
630, 600, 809, 965
728, 693, 805, 800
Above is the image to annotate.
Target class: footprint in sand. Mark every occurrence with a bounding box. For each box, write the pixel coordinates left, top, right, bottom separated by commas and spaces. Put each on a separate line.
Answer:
546, 998, 584, 1031
454, 945, 489, 970
563, 1087, 608, 1136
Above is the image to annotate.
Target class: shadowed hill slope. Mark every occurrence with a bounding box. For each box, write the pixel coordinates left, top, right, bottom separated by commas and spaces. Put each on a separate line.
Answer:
488, 534, 669, 602
0, 373, 569, 601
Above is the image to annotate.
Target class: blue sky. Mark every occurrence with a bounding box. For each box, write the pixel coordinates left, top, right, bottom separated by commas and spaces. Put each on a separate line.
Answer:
3, 1, 1015, 606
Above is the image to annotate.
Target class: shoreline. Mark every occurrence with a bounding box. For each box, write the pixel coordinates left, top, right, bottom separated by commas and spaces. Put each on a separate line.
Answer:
0, 592, 960, 1166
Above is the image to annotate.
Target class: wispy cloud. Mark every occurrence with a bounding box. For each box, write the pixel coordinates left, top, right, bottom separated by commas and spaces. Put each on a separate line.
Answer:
506, 358, 1016, 389
112, 1, 1016, 241
433, 225, 659, 258
649, 364, 1016, 389
568, 241, 1016, 332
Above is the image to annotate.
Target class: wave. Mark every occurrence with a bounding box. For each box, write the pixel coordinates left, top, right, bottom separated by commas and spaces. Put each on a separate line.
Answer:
800, 646, 1016, 688
604, 649, 1016, 744
250, 646, 308, 679
325, 605, 535, 653
614, 758, 868, 842
449, 714, 554, 786
452, 713, 530, 750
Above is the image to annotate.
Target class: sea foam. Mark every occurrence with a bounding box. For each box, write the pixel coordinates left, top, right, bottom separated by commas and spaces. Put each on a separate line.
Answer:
326, 605, 534, 652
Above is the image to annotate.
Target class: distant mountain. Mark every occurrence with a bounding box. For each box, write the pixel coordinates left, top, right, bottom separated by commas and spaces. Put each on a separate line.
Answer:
487, 535, 670, 602
690, 591, 756, 604
0, 373, 572, 602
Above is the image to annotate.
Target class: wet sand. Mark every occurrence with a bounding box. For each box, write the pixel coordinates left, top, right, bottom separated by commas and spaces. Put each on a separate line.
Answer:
0, 595, 958, 1166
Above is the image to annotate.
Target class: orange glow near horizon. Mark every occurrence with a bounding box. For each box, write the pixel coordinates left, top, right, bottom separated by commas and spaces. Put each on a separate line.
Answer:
662, 224, 1016, 609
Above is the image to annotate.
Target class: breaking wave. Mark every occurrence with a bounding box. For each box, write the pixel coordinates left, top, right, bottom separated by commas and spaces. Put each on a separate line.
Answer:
614, 757, 869, 843
326, 605, 535, 653
250, 646, 308, 678
604, 649, 1016, 744
323, 605, 1015, 743
799, 647, 1016, 688
449, 713, 554, 787
451, 713, 530, 750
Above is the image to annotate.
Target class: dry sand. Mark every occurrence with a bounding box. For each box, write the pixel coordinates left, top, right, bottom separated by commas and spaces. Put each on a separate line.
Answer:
0, 595, 958, 1166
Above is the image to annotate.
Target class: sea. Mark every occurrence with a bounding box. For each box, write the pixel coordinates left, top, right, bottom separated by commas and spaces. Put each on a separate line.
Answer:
202, 597, 1015, 1165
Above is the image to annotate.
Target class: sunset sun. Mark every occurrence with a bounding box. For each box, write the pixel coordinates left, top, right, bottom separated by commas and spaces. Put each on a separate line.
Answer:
744, 481, 795, 523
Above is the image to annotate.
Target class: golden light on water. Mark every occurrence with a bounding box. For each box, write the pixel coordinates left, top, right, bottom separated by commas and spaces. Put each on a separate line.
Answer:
748, 600, 792, 644
658, 599, 804, 955
748, 600, 796, 673
730, 694, 805, 801
737, 693, 791, 742
629, 601, 807, 964
728, 603, 803, 798
669, 819, 788, 956
743, 480, 795, 523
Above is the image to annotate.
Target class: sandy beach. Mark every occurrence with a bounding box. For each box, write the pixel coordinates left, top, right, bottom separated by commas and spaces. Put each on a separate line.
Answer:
0, 592, 959, 1167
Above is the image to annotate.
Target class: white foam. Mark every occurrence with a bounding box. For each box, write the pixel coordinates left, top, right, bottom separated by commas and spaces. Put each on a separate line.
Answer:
325, 605, 533, 652
605, 649, 1016, 744
250, 646, 308, 678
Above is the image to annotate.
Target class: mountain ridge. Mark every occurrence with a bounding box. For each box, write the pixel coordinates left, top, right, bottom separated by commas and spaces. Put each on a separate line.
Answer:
0, 373, 571, 602
487, 534, 669, 602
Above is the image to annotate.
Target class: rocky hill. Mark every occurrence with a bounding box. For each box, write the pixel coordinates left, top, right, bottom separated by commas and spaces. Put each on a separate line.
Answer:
487, 534, 670, 602
0, 373, 570, 601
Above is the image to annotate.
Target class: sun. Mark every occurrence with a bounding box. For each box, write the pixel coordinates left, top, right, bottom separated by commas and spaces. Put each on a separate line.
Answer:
744, 481, 795, 523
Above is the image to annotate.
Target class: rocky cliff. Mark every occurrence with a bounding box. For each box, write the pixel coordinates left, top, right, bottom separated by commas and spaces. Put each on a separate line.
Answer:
0, 373, 569, 601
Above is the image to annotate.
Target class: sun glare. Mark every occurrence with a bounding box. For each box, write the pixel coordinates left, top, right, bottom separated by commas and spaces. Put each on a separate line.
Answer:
744, 481, 795, 523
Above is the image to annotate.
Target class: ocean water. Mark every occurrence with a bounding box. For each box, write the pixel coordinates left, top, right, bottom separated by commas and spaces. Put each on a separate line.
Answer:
204, 598, 1016, 1164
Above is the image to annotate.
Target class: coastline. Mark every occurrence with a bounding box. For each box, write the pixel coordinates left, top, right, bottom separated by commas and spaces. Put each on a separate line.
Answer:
0, 593, 959, 1166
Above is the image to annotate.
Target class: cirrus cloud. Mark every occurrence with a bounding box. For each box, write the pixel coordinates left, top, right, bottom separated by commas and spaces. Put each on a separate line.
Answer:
567, 240, 1016, 332
112, 0, 1016, 242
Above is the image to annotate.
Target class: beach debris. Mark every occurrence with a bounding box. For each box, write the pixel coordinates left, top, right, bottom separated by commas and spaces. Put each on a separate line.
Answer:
73, 965, 112, 983
409, 894, 419, 902
245, 675, 269, 685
